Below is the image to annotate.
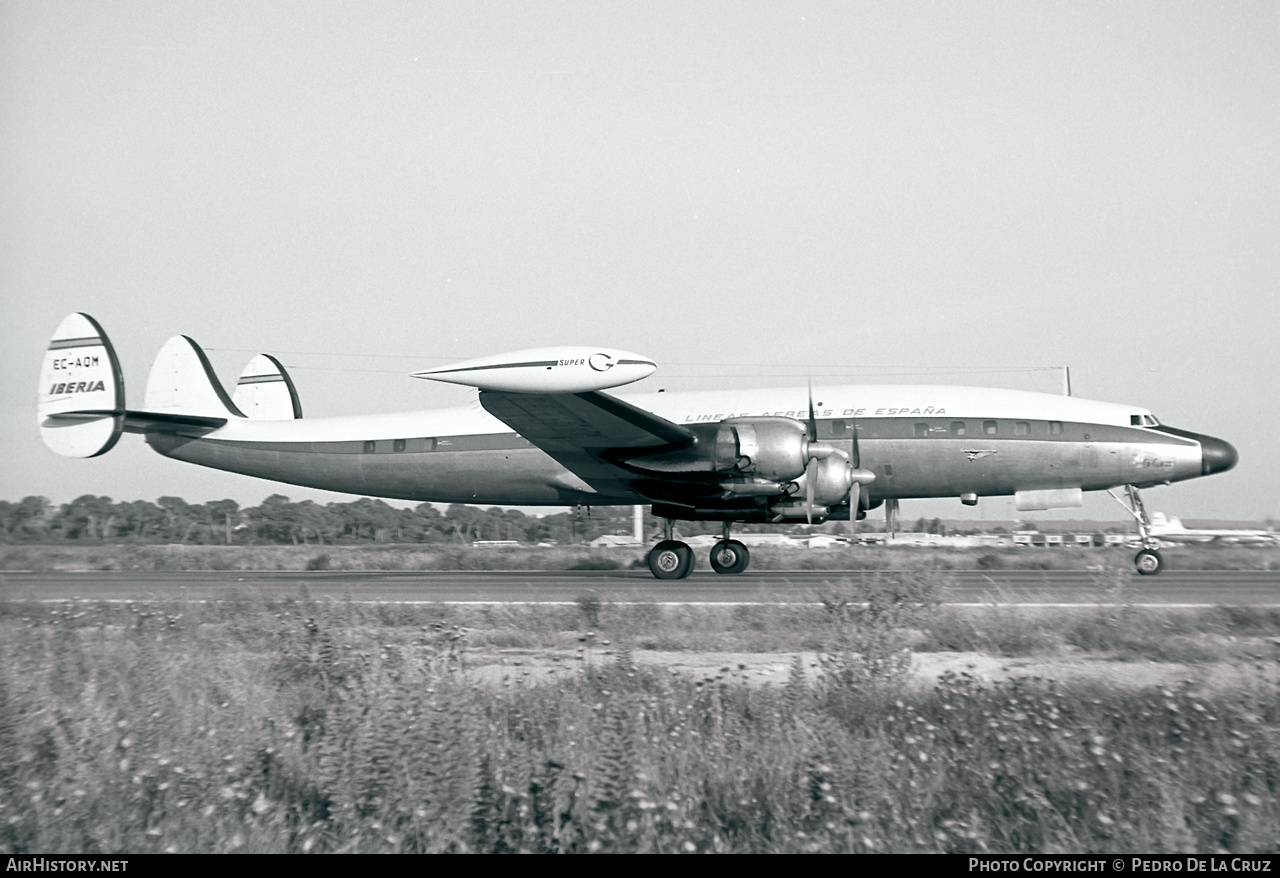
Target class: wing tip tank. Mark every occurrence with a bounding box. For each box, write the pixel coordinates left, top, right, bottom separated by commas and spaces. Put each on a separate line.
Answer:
413, 346, 657, 393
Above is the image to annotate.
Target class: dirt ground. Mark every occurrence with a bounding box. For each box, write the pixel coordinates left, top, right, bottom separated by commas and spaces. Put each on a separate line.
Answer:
463, 642, 1280, 692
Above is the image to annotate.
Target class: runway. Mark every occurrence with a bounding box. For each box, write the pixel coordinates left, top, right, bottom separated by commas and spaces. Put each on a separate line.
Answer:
1, 569, 1277, 606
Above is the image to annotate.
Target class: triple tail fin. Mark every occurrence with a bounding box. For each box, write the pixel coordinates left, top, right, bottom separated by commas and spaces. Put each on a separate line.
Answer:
233, 354, 303, 419
38, 313, 125, 457
142, 335, 245, 421
38, 314, 237, 458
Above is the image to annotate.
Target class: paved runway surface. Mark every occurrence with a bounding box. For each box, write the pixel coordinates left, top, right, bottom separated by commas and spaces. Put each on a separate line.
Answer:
1, 569, 1277, 605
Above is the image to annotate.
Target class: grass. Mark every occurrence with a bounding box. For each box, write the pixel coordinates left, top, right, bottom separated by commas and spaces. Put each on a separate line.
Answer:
2, 541, 1278, 573
2, 573, 1278, 854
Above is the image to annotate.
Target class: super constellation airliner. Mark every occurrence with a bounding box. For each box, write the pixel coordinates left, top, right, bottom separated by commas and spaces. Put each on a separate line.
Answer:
37, 313, 1237, 578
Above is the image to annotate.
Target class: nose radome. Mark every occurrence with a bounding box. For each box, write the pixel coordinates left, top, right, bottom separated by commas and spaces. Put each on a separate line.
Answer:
1200, 435, 1238, 476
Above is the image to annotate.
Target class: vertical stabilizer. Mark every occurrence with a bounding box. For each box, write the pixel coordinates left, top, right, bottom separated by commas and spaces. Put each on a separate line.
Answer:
37, 313, 125, 457
144, 336, 245, 418
233, 354, 303, 419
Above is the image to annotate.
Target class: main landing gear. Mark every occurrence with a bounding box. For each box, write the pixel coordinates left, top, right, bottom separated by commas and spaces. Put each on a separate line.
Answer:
646, 520, 751, 580
1107, 484, 1164, 575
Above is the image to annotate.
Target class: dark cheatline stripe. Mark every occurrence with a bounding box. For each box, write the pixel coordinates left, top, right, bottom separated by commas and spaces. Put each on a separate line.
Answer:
617, 359, 657, 367
237, 374, 286, 385
426, 360, 559, 374
48, 336, 104, 350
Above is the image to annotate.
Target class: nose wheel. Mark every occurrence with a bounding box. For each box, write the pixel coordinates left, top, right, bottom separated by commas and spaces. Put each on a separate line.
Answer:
1134, 548, 1163, 576
1107, 485, 1165, 575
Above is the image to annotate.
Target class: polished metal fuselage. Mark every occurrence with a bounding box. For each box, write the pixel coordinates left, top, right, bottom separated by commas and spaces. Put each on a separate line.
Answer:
144, 383, 1220, 510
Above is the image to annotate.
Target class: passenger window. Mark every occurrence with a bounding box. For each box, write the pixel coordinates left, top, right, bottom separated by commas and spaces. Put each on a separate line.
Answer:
1015, 422, 1029, 436
983, 420, 998, 435
951, 421, 966, 436
830, 419, 846, 437
1049, 421, 1064, 436
393, 438, 406, 453
362, 440, 376, 454
914, 423, 929, 438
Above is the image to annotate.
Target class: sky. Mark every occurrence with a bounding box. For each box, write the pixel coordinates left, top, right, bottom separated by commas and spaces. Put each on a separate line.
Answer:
2, 1, 1277, 522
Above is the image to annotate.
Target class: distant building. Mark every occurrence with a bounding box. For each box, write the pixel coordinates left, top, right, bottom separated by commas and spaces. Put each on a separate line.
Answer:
588, 534, 643, 548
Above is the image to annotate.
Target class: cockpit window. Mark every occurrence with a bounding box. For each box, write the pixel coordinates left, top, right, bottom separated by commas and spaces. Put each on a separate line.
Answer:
1144, 414, 1160, 426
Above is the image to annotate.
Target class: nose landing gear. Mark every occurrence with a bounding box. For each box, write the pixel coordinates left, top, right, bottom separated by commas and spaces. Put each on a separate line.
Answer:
1107, 485, 1164, 575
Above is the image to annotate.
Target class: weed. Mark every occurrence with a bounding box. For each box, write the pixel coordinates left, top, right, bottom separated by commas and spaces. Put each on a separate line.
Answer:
2, 594, 1278, 853
575, 592, 603, 629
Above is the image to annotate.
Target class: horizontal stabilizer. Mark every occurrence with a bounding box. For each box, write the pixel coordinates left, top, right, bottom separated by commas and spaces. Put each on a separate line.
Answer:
38, 313, 125, 457
122, 411, 228, 433
43, 409, 227, 434
233, 354, 302, 419
144, 335, 245, 419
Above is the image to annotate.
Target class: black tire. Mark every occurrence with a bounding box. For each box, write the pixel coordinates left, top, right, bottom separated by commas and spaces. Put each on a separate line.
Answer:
648, 540, 694, 580
1134, 548, 1163, 575
709, 540, 750, 575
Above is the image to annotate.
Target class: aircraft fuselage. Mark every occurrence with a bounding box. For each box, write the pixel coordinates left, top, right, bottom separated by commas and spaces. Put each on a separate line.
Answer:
143, 383, 1232, 510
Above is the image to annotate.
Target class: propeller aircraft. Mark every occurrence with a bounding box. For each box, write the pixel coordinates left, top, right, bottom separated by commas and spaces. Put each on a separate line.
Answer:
37, 313, 1238, 578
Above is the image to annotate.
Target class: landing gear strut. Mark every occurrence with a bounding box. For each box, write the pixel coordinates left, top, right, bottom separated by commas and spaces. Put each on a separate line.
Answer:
1107, 485, 1164, 575
647, 518, 694, 580
709, 521, 750, 575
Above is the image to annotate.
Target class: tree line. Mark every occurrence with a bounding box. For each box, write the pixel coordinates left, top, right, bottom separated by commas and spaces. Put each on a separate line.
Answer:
0, 495, 998, 547
0, 495, 725, 546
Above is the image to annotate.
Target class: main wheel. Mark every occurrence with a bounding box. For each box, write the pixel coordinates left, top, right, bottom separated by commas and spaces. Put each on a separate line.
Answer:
1134, 548, 1163, 575
709, 540, 750, 575
648, 540, 694, 580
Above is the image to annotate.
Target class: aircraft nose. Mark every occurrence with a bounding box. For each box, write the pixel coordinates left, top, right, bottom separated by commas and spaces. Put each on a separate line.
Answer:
1199, 434, 1238, 476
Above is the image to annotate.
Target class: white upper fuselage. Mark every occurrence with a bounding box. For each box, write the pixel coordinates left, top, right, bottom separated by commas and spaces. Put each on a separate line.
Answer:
193, 384, 1153, 443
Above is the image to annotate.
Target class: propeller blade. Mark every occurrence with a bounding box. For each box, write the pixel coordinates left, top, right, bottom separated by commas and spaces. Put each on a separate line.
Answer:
805, 458, 817, 525
806, 378, 818, 442
848, 400, 861, 540
848, 484, 858, 539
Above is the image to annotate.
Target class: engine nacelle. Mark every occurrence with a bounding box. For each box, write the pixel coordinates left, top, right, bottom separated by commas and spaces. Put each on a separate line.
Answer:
623, 416, 855, 499
789, 451, 856, 507
714, 417, 811, 482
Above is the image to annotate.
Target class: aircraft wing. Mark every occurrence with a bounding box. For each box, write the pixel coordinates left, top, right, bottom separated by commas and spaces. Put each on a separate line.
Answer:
478, 390, 693, 500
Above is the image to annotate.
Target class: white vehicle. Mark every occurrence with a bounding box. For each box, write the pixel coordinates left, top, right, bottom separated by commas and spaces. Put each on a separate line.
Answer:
1147, 513, 1274, 545
38, 313, 1238, 579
